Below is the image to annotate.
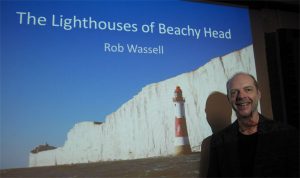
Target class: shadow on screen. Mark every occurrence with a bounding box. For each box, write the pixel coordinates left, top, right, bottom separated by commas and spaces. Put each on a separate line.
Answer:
199, 91, 232, 177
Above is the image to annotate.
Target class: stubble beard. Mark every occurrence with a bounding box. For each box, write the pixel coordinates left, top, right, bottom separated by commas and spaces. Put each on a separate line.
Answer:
234, 99, 259, 121
235, 99, 260, 132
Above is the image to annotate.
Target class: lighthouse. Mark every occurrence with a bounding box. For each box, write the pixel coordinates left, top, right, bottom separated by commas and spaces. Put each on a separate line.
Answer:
173, 86, 192, 155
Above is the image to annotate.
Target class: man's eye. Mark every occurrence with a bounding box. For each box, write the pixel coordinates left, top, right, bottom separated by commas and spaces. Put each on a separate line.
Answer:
245, 88, 253, 92
230, 90, 237, 96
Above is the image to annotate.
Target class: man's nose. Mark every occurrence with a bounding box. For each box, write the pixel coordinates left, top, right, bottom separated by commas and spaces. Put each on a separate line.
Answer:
237, 90, 246, 99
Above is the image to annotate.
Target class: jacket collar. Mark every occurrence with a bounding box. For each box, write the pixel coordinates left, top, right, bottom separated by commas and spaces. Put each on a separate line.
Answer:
232, 114, 270, 135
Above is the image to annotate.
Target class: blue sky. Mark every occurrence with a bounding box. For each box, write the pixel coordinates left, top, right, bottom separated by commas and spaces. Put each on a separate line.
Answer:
1, 1, 252, 169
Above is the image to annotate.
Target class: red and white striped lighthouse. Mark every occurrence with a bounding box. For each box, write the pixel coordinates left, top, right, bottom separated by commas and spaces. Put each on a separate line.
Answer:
173, 86, 192, 155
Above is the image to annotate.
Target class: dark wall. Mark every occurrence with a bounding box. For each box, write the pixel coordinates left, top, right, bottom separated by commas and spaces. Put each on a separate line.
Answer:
249, 2, 299, 128
265, 29, 299, 128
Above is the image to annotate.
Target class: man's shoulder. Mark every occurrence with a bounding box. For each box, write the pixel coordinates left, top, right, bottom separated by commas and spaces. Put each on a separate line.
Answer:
215, 122, 237, 136
259, 115, 299, 151
259, 115, 297, 133
210, 122, 238, 146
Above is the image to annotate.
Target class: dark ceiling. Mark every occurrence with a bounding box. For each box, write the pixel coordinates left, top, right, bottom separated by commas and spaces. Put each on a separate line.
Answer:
196, 0, 300, 12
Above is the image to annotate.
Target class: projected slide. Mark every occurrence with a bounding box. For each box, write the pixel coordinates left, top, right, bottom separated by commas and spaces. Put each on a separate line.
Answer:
1, 1, 256, 168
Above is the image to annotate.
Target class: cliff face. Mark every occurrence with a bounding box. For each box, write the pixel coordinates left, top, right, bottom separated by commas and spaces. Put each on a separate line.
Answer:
29, 45, 257, 167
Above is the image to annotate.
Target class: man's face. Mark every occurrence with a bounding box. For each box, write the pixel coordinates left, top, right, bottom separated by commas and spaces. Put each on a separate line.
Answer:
228, 74, 261, 119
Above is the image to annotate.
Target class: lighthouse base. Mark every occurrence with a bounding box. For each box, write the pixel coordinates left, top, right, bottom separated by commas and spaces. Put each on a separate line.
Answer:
174, 145, 192, 155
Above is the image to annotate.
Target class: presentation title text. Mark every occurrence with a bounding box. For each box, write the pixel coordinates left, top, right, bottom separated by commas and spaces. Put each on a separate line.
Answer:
16, 12, 232, 40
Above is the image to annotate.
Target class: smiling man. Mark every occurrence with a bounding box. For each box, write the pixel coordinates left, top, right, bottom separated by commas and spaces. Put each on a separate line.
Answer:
206, 72, 299, 177
227, 73, 261, 135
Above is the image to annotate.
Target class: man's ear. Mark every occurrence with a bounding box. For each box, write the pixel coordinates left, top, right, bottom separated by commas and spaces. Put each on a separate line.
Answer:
227, 94, 230, 102
258, 89, 261, 100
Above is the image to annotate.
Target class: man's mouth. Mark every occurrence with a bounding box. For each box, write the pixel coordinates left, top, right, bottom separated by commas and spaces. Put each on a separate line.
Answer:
237, 103, 249, 106
236, 102, 251, 110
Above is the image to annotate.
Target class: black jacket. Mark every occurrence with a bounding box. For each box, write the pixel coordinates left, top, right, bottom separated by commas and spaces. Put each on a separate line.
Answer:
207, 115, 299, 177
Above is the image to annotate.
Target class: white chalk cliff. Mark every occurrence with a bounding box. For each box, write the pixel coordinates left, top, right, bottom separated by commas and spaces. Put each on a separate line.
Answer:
29, 45, 257, 167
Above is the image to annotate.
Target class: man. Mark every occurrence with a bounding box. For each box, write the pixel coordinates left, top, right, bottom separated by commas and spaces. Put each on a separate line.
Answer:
207, 72, 299, 177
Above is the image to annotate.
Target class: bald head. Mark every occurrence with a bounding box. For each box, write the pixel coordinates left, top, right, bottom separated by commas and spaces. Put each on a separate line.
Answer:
226, 72, 259, 98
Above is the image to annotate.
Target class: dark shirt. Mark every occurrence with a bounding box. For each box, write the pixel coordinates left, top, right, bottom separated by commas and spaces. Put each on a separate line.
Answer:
238, 131, 258, 177
207, 115, 299, 177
